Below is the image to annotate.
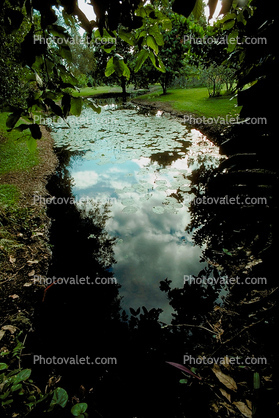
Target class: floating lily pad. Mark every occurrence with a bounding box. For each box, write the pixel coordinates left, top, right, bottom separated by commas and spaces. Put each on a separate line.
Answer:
121, 198, 135, 206
122, 206, 138, 213
152, 206, 164, 214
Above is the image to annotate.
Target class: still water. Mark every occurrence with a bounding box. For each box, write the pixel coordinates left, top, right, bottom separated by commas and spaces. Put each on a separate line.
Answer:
50, 103, 222, 322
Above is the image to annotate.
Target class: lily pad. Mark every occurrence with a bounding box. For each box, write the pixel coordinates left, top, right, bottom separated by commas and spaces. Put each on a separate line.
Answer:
122, 206, 138, 213
152, 206, 164, 214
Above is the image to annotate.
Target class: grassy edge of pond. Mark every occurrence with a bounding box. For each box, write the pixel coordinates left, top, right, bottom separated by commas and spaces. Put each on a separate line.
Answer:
0, 113, 57, 335
132, 86, 242, 147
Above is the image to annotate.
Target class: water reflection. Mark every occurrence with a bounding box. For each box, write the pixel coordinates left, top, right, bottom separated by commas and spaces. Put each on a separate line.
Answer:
50, 104, 223, 321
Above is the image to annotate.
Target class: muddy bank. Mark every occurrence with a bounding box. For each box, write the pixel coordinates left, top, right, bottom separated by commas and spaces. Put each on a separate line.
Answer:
0, 127, 58, 332
131, 97, 234, 148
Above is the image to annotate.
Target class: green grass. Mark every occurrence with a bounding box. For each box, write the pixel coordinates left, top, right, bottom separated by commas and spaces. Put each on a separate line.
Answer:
0, 184, 20, 206
0, 112, 39, 176
135, 87, 241, 119
71, 86, 112, 97
71, 85, 150, 97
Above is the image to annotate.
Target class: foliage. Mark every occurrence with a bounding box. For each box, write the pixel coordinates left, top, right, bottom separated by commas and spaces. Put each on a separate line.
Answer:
1, 0, 183, 137
0, 331, 88, 417
201, 64, 236, 97
0, 0, 32, 111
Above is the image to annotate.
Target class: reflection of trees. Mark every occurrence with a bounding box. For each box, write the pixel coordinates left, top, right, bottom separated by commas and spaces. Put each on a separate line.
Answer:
149, 149, 182, 167
186, 157, 278, 285
178, 150, 279, 416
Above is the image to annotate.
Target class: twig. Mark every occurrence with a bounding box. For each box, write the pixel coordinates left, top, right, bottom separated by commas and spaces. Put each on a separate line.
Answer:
18, 333, 28, 369
161, 323, 216, 334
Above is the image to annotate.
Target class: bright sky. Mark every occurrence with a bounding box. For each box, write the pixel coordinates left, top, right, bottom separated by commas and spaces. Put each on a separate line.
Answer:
78, 0, 96, 21
77, 0, 223, 27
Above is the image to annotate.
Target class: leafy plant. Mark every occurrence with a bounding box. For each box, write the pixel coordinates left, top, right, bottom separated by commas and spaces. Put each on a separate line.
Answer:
0, 331, 88, 416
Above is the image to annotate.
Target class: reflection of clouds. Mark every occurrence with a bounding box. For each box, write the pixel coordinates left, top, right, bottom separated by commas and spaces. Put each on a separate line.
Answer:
73, 170, 99, 189
106, 198, 204, 322
71, 159, 206, 322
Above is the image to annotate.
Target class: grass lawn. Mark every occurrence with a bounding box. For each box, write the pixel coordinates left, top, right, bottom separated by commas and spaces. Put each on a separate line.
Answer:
0, 113, 39, 177
0, 112, 40, 207
135, 87, 242, 119
71, 86, 113, 97
71, 85, 150, 97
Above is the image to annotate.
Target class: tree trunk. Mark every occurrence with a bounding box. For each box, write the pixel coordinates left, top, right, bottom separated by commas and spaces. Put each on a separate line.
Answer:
121, 76, 127, 103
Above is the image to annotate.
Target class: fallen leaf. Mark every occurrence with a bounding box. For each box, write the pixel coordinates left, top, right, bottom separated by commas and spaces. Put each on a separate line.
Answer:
27, 260, 39, 264
0, 330, 5, 341
220, 387, 231, 403
221, 355, 231, 370
245, 399, 252, 410
9, 256, 16, 264
212, 364, 237, 391
220, 401, 236, 413
9, 294, 19, 299
210, 402, 219, 412
28, 270, 35, 277
166, 361, 202, 380
2, 325, 17, 334
233, 401, 252, 417
23, 282, 33, 287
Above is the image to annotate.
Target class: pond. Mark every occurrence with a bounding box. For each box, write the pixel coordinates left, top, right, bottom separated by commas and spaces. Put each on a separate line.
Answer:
49, 102, 223, 323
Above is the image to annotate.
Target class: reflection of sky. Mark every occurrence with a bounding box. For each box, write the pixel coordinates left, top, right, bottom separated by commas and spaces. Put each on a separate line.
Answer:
53, 106, 222, 322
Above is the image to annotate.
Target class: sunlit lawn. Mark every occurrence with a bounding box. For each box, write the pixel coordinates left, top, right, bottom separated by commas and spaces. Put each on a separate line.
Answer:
0, 113, 38, 176
135, 87, 242, 119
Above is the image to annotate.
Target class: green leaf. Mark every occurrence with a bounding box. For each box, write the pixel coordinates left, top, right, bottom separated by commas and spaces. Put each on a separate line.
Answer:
102, 44, 116, 53
85, 99, 101, 114
14, 369, 31, 384
227, 29, 239, 53
138, 30, 147, 39
71, 403, 88, 416
27, 137, 37, 153
146, 35, 159, 54
1, 399, 13, 406
134, 49, 149, 72
59, 44, 72, 61
11, 383, 22, 392
149, 27, 164, 46
222, 12, 237, 22
192, 0, 203, 20
118, 28, 135, 45
223, 248, 233, 256
179, 379, 188, 384
49, 387, 68, 410
148, 51, 166, 72
6, 112, 22, 130
70, 97, 83, 117
115, 58, 130, 79
0, 363, 8, 370
161, 18, 172, 31
253, 372, 260, 390
105, 57, 115, 77
0, 391, 10, 400
223, 19, 235, 30
44, 98, 63, 118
